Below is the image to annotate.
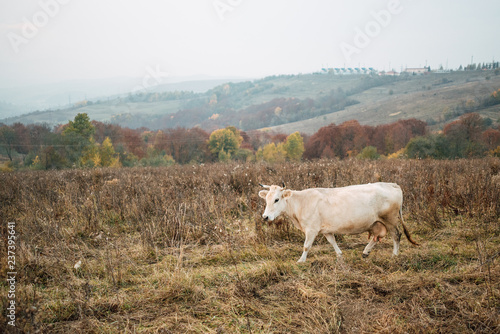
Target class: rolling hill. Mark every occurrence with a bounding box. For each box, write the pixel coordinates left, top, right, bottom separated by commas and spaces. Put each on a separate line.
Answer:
2, 71, 499, 134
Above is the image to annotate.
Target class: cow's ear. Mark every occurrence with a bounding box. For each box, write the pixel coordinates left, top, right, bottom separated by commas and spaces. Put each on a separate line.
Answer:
282, 190, 292, 198
259, 190, 268, 199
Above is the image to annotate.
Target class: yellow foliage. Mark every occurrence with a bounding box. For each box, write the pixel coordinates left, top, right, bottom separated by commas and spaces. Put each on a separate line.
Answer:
91, 153, 101, 167
80, 144, 99, 167
208, 127, 242, 157
109, 156, 121, 168
489, 146, 500, 157
100, 137, 119, 167
261, 143, 286, 163
387, 148, 406, 159
0, 161, 14, 172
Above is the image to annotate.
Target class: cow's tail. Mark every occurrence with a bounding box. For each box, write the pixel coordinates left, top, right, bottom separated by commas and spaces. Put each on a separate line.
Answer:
399, 207, 419, 246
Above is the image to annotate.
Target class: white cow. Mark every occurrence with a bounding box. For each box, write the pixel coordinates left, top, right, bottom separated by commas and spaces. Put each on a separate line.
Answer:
259, 182, 418, 262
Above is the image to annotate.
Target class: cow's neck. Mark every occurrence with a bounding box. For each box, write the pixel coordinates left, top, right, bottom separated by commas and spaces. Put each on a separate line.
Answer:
283, 191, 305, 232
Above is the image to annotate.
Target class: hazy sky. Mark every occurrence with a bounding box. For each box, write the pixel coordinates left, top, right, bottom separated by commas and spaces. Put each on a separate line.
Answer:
1, 0, 499, 88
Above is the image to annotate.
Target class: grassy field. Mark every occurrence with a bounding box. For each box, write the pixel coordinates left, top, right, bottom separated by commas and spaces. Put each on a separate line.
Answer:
1, 159, 499, 333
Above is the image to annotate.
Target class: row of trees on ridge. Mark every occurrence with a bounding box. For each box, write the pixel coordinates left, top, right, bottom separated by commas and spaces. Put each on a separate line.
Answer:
1, 112, 499, 171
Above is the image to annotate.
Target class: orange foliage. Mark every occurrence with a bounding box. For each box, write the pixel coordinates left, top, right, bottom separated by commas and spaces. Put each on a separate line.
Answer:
304, 119, 426, 159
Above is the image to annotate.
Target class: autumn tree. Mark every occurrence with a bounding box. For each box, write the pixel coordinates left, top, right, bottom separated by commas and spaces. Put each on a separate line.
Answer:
303, 123, 341, 159
121, 128, 146, 159
443, 113, 485, 157
258, 142, 286, 163
167, 127, 210, 164
80, 137, 100, 167
22, 124, 57, 167
153, 130, 170, 154
0, 125, 16, 161
371, 119, 426, 155
11, 123, 30, 156
283, 132, 305, 161
481, 129, 500, 150
40, 145, 67, 170
99, 137, 120, 167
92, 121, 123, 145
208, 127, 243, 160
337, 120, 370, 157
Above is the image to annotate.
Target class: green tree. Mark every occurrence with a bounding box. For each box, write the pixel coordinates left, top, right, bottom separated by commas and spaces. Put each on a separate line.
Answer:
140, 147, 175, 167
40, 146, 68, 170
404, 135, 455, 159
208, 127, 243, 160
63, 113, 95, 139
357, 146, 380, 160
115, 144, 139, 167
283, 132, 305, 161
217, 149, 231, 162
405, 136, 435, 159
62, 113, 96, 166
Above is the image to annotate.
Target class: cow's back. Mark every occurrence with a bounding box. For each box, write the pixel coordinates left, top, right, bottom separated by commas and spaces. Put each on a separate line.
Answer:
304, 183, 402, 234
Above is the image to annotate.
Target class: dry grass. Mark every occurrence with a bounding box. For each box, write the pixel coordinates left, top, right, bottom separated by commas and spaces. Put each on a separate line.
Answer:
1, 159, 499, 333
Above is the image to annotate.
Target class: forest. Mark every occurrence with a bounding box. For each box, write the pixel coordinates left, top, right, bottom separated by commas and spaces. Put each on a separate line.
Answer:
1, 111, 500, 171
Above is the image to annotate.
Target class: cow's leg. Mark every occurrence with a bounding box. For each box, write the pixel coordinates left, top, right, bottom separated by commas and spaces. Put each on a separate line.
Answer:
298, 229, 319, 263
363, 221, 387, 258
324, 233, 342, 256
362, 238, 378, 258
391, 226, 401, 256
383, 214, 402, 256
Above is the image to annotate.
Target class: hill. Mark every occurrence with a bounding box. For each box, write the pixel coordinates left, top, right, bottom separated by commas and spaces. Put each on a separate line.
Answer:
0, 77, 244, 119
2, 71, 499, 133
269, 71, 500, 134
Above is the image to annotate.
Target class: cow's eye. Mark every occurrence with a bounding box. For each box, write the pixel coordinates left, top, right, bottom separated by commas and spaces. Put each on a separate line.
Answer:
274, 198, 279, 203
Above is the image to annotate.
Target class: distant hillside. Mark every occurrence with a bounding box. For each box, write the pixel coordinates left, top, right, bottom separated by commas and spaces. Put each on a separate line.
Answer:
268, 72, 500, 134
2, 71, 499, 133
0, 77, 241, 119
0, 101, 23, 118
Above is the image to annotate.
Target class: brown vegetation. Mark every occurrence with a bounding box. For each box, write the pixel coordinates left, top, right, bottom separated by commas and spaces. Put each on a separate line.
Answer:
1, 159, 499, 333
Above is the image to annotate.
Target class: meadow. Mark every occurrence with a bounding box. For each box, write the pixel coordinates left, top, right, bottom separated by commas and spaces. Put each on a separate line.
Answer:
1, 158, 499, 333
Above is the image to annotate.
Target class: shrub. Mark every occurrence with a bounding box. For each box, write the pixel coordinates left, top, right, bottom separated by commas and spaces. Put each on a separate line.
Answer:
357, 146, 380, 160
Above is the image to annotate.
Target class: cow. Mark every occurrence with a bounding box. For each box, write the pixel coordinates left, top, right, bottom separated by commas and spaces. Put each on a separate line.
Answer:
258, 182, 418, 262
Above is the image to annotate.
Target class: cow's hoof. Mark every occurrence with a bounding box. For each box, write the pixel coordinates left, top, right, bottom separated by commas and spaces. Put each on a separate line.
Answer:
362, 253, 369, 258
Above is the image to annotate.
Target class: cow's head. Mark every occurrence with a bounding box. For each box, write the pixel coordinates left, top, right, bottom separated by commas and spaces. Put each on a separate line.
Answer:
258, 183, 292, 221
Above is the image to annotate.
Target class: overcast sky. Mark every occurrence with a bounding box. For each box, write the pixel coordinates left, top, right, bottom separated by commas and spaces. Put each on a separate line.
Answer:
1, 0, 499, 88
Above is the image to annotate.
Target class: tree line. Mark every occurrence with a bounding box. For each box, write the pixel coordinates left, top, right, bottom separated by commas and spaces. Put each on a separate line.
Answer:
1, 112, 499, 171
